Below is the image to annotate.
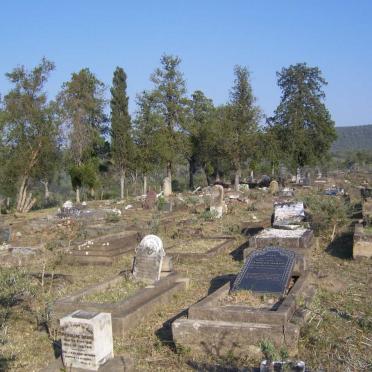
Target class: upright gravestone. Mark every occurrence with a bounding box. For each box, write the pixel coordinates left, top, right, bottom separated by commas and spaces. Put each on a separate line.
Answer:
163, 177, 172, 197
232, 246, 295, 295
143, 190, 157, 209
210, 185, 226, 218
269, 180, 279, 195
133, 235, 165, 283
60, 310, 113, 371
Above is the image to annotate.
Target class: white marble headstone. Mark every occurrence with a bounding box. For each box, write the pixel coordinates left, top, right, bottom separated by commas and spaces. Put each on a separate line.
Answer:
133, 235, 165, 283
60, 310, 113, 371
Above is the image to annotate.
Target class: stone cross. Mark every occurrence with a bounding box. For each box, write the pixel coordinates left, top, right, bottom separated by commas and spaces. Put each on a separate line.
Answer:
210, 185, 225, 218
133, 235, 165, 283
163, 177, 172, 197
60, 310, 113, 371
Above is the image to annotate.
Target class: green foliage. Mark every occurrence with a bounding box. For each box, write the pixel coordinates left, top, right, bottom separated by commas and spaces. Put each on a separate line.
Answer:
0, 58, 60, 203
200, 209, 218, 221
110, 66, 134, 174
333, 125, 372, 153
304, 194, 349, 236
69, 160, 99, 192
268, 63, 337, 170
260, 339, 279, 362
105, 211, 121, 223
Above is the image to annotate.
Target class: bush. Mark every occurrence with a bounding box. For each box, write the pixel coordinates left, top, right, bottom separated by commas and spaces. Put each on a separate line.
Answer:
304, 194, 349, 237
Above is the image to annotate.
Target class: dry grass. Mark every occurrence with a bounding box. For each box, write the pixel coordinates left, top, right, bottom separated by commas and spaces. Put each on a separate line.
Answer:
1, 182, 372, 371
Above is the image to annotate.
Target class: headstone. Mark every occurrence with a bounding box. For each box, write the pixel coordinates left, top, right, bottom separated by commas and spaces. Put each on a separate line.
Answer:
273, 202, 305, 229
143, 190, 157, 209
210, 185, 226, 218
0, 226, 10, 243
133, 235, 165, 282
163, 177, 172, 197
296, 168, 301, 184
60, 310, 113, 371
279, 188, 295, 198
232, 246, 295, 295
269, 180, 279, 195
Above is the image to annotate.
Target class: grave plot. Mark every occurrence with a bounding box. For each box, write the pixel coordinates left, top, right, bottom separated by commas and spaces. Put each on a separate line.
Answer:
64, 230, 139, 265
53, 271, 189, 337
353, 223, 372, 259
54, 235, 189, 337
172, 247, 315, 357
164, 236, 236, 262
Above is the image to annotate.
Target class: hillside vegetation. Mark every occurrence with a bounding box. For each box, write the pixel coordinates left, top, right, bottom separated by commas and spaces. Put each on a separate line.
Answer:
333, 124, 372, 152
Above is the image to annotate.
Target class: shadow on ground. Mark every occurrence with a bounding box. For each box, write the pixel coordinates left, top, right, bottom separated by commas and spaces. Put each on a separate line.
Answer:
326, 231, 353, 259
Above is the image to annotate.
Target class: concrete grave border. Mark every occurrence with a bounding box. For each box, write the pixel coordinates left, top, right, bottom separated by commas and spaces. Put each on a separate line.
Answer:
167, 236, 236, 262
172, 270, 315, 357
64, 231, 140, 265
53, 271, 189, 337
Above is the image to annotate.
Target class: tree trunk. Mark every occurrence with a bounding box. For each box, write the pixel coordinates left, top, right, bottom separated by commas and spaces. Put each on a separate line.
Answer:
234, 169, 240, 191
76, 187, 80, 203
120, 171, 125, 200
216, 172, 221, 182
188, 158, 196, 190
143, 175, 148, 195
90, 188, 95, 198
16, 176, 36, 213
41, 180, 50, 200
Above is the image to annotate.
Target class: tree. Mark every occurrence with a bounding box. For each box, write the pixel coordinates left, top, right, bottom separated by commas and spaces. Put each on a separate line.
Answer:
110, 67, 134, 199
225, 65, 261, 190
58, 68, 107, 202
186, 90, 216, 188
149, 54, 188, 193
0, 58, 60, 212
133, 91, 163, 194
268, 63, 337, 171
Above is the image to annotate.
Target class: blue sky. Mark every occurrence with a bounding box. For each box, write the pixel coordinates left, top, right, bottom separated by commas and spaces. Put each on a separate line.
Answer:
1, 0, 371, 126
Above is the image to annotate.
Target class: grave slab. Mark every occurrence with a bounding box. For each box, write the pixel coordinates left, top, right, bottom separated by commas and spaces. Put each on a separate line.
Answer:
65, 231, 139, 265
249, 228, 314, 251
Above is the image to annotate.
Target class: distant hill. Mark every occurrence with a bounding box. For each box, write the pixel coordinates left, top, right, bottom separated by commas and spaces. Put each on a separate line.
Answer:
332, 124, 372, 153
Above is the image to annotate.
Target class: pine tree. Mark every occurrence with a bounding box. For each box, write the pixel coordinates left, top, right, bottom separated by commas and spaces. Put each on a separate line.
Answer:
110, 67, 134, 199
225, 65, 261, 190
269, 63, 337, 171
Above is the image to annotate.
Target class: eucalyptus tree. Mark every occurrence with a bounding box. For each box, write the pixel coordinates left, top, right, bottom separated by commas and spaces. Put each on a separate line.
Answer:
0, 58, 60, 212
58, 68, 107, 202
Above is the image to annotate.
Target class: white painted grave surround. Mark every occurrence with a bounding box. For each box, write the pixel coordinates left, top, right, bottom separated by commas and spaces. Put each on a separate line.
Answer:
60, 310, 113, 371
273, 202, 305, 228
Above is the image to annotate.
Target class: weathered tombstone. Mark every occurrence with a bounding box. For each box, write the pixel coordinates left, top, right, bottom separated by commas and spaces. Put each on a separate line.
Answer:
143, 190, 157, 209
279, 187, 295, 198
210, 185, 226, 218
60, 310, 113, 371
232, 246, 295, 295
163, 177, 172, 197
296, 168, 301, 184
133, 235, 165, 282
269, 180, 279, 195
0, 226, 10, 244
273, 202, 305, 229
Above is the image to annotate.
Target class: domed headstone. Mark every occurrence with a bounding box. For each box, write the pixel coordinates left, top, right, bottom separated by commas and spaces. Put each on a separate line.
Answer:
133, 235, 165, 283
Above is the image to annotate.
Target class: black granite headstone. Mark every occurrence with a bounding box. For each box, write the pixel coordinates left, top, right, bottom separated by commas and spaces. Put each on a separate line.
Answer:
232, 246, 295, 295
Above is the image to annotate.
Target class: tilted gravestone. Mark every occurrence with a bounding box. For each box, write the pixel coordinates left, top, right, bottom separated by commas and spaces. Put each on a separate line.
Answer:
60, 310, 113, 371
143, 190, 157, 209
132, 235, 165, 283
232, 246, 295, 295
